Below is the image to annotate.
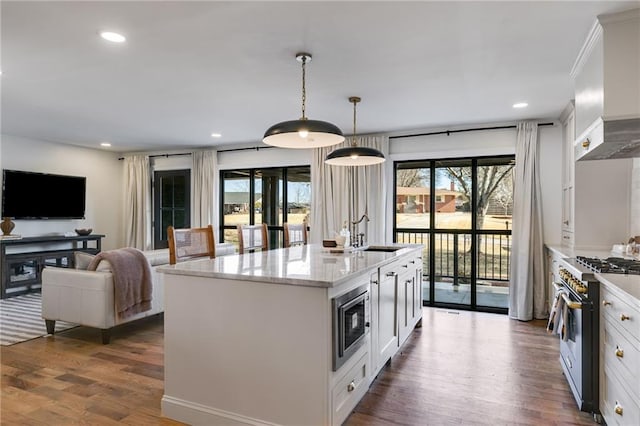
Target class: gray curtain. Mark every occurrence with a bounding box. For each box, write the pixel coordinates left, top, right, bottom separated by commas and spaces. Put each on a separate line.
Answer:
509, 122, 547, 320
311, 135, 389, 245
123, 155, 151, 250
192, 150, 218, 230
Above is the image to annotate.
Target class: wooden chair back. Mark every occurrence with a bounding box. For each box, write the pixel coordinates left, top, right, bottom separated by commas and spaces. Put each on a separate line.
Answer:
283, 222, 308, 248
167, 225, 216, 265
237, 223, 269, 254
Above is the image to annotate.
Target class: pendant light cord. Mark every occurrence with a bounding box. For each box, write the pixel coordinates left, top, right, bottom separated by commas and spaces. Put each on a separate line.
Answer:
300, 56, 307, 120
350, 96, 361, 147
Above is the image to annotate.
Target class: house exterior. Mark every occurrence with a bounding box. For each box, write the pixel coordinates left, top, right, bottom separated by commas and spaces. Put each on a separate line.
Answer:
396, 186, 463, 213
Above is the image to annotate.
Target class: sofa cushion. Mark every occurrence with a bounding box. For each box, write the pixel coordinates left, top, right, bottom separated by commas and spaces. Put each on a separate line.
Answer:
74, 251, 111, 271
74, 251, 94, 269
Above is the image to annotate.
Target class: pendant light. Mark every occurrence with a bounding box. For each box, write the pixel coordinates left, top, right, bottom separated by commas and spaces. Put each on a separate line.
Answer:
325, 96, 386, 166
263, 53, 344, 149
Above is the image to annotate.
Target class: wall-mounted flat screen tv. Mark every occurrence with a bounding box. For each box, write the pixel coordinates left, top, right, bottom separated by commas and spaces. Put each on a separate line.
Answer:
1, 169, 86, 219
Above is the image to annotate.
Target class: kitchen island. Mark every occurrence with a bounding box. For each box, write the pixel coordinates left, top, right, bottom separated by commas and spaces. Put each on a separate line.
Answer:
158, 243, 423, 426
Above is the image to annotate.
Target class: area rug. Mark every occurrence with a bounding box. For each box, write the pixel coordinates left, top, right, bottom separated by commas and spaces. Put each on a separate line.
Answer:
0, 292, 77, 346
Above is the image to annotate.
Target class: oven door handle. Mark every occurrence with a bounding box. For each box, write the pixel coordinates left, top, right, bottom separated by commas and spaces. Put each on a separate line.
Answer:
552, 282, 563, 292
561, 292, 582, 310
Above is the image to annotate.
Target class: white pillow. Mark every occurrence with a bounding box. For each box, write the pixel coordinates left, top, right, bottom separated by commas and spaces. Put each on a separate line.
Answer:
74, 251, 111, 271
74, 251, 95, 270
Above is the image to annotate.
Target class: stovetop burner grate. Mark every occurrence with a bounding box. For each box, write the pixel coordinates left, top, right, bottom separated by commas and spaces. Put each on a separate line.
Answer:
576, 256, 640, 275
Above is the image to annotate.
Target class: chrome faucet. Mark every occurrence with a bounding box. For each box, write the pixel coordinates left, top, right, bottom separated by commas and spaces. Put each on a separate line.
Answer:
351, 213, 369, 247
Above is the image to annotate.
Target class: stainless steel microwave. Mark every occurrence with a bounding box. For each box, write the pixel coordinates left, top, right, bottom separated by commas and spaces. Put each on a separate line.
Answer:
332, 283, 370, 371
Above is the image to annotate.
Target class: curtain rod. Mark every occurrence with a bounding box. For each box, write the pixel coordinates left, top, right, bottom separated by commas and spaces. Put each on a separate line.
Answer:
389, 122, 555, 140
118, 146, 273, 160
118, 152, 192, 161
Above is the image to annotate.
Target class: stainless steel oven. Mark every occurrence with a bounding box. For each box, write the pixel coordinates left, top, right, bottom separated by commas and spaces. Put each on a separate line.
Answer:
332, 283, 370, 371
553, 259, 600, 419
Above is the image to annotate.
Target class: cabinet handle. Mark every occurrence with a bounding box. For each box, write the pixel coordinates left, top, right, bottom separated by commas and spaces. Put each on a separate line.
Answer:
402, 264, 408, 268
615, 347, 624, 358
620, 314, 631, 321
602, 300, 612, 307
614, 403, 623, 416
386, 271, 397, 277
347, 381, 356, 392
563, 236, 569, 240
409, 260, 415, 264
582, 138, 590, 149
371, 279, 378, 285
563, 220, 569, 225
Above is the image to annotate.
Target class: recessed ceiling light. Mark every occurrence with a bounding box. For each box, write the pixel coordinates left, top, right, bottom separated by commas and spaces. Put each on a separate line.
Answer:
211, 133, 222, 138
100, 31, 126, 43
513, 102, 528, 108
100, 142, 112, 147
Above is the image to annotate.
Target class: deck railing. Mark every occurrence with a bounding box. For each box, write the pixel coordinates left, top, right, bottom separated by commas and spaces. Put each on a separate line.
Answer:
396, 230, 511, 285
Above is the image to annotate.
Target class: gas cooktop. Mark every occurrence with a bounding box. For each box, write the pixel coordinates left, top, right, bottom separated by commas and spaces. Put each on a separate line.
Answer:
576, 256, 640, 275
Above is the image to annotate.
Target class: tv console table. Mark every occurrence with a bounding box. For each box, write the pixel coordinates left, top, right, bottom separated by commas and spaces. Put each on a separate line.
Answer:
0, 234, 105, 299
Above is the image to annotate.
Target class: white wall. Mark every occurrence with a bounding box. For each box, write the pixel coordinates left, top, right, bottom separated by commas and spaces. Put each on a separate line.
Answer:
632, 158, 640, 236
1, 135, 124, 250
217, 146, 311, 170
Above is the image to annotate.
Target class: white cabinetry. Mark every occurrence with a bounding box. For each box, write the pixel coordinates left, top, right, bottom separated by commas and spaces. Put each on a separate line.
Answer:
600, 283, 640, 425
545, 247, 563, 311
371, 252, 423, 377
559, 102, 632, 249
375, 259, 402, 370
571, 9, 640, 161
561, 104, 575, 246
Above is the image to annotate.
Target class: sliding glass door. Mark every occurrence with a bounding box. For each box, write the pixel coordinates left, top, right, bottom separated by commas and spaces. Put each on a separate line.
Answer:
394, 156, 513, 313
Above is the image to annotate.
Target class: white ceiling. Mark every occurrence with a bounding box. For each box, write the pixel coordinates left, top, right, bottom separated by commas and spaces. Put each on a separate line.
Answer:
2, 1, 638, 153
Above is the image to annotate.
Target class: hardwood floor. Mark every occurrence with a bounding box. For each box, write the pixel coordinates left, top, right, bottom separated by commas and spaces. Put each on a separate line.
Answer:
0, 309, 596, 425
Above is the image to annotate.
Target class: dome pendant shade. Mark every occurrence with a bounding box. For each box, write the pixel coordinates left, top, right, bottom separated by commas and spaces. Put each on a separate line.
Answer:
263, 119, 344, 149
325, 145, 386, 165
325, 96, 386, 166
263, 52, 344, 149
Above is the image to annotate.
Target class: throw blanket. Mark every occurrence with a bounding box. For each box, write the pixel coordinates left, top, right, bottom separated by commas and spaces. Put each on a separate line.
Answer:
88, 248, 153, 319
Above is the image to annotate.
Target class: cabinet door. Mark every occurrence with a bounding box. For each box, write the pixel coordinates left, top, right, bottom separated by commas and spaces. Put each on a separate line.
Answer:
398, 269, 413, 346
377, 263, 399, 367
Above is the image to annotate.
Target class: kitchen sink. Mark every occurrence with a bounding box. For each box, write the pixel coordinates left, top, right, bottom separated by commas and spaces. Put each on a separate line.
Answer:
361, 245, 402, 252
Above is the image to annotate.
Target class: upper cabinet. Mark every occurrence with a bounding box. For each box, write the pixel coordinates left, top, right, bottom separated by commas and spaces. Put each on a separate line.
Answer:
571, 8, 640, 161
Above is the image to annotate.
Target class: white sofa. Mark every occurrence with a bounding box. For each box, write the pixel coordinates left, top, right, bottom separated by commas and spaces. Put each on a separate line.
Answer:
41, 244, 235, 343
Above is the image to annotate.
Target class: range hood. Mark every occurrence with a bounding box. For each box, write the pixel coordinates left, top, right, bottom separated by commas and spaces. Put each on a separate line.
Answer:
571, 8, 640, 161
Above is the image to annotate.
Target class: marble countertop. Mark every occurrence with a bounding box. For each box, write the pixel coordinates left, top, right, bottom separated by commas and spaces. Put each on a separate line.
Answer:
158, 243, 423, 288
546, 244, 640, 303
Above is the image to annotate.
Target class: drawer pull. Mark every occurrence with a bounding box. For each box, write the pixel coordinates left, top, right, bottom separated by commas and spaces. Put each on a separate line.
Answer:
615, 347, 624, 358
582, 138, 590, 149
614, 403, 623, 416
402, 264, 408, 268
410, 260, 416, 264
347, 381, 356, 392
620, 314, 631, 321
386, 271, 397, 277
602, 300, 612, 307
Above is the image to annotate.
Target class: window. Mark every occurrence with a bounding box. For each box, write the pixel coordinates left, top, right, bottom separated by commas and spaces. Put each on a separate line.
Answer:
395, 155, 513, 313
220, 166, 310, 250
153, 169, 191, 249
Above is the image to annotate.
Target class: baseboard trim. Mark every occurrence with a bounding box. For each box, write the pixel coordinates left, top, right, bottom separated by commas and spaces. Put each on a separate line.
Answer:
161, 395, 280, 426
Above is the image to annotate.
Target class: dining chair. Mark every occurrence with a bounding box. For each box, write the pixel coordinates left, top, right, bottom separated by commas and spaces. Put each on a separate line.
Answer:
283, 222, 308, 248
237, 223, 269, 254
167, 225, 216, 265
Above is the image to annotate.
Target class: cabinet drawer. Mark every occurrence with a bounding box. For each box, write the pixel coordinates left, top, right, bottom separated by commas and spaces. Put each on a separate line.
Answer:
602, 317, 640, 398
332, 352, 369, 426
379, 259, 401, 280
601, 367, 640, 426
601, 287, 640, 345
